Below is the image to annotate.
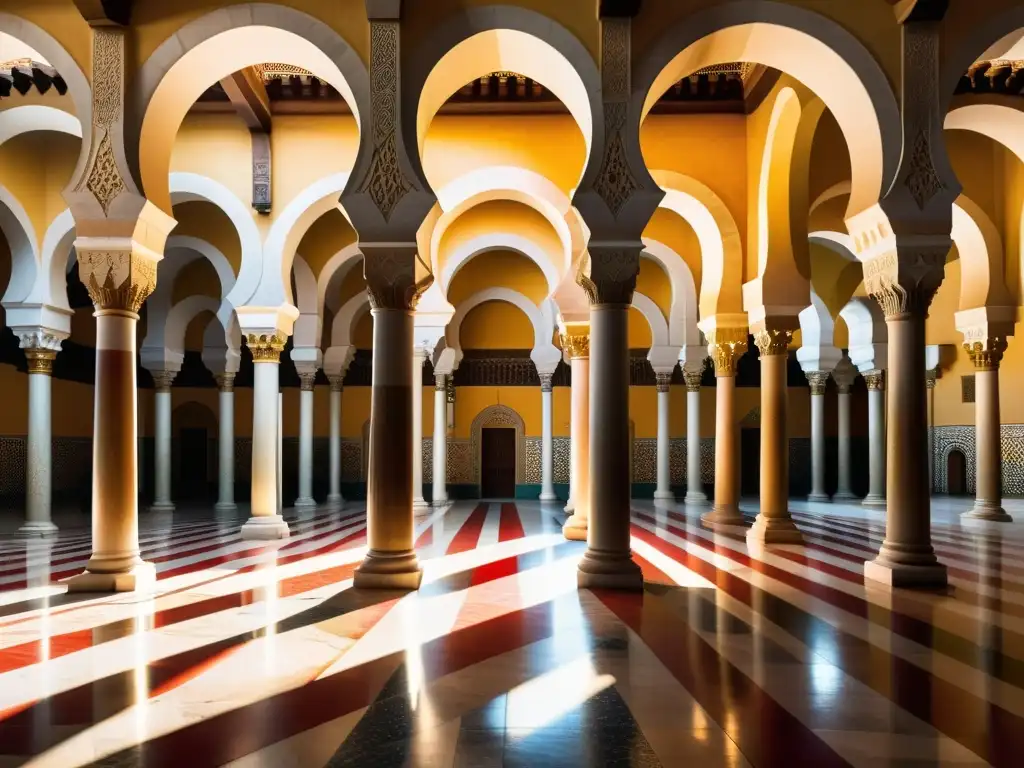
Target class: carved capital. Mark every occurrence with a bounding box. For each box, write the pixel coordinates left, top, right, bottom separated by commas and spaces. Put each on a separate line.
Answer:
246, 333, 286, 363
683, 368, 703, 392
864, 244, 947, 319
561, 329, 590, 359
864, 371, 885, 392
76, 245, 159, 314
363, 245, 433, 311
435, 373, 447, 391
540, 373, 554, 393
215, 372, 236, 393
964, 337, 1007, 372
299, 372, 317, 391
17, 330, 65, 355
24, 349, 57, 375
655, 371, 671, 393
577, 244, 640, 306
925, 369, 937, 390
706, 328, 747, 377
151, 370, 176, 392
754, 328, 793, 357
328, 374, 344, 392
806, 371, 829, 396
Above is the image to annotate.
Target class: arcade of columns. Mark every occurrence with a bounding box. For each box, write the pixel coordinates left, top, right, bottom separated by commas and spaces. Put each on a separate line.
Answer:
7, 0, 1016, 596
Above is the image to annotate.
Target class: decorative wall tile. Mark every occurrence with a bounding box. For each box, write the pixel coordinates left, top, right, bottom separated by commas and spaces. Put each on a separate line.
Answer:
448, 439, 474, 485
669, 438, 685, 485
341, 439, 362, 482
554, 437, 570, 484
632, 438, 657, 483
423, 437, 433, 482
523, 437, 542, 484
961, 375, 976, 404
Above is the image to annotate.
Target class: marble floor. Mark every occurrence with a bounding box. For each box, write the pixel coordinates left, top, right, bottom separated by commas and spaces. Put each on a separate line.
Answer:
0, 496, 1022, 767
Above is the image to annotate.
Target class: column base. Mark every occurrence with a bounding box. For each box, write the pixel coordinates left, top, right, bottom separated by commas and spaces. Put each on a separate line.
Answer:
807, 492, 831, 503
653, 490, 676, 503
413, 499, 432, 514
240, 515, 291, 540
577, 548, 643, 591
963, 506, 1013, 523
64, 560, 155, 593
747, 514, 804, 545
325, 494, 345, 509
294, 497, 317, 510
19, 520, 58, 537
701, 504, 746, 529
684, 491, 708, 506
539, 491, 559, 502
862, 494, 887, 509
149, 501, 175, 513
214, 502, 238, 514
353, 549, 423, 590
864, 557, 948, 589
564, 499, 575, 514
562, 514, 588, 541
832, 490, 858, 502
432, 498, 449, 507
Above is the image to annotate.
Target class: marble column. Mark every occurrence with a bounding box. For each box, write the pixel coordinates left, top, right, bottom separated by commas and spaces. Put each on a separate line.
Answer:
150, 371, 176, 513
863, 371, 887, 507
926, 369, 937, 493
562, 330, 590, 539
326, 375, 345, 508
806, 372, 830, 502
749, 330, 803, 545
241, 335, 290, 539
214, 373, 236, 513
355, 260, 422, 590
539, 372, 558, 501
67, 253, 158, 593
432, 374, 448, 506
277, 390, 283, 514
412, 349, 429, 512
19, 338, 61, 536
683, 364, 707, 506
964, 339, 1011, 521
295, 372, 317, 509
654, 371, 674, 503
701, 331, 746, 527
832, 368, 857, 501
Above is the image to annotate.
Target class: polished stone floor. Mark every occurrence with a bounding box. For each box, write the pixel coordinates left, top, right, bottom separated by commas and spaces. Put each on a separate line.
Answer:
0, 496, 1022, 767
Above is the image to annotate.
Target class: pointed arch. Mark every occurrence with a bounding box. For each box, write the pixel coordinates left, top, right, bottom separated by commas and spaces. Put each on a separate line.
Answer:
640, 238, 700, 347
952, 195, 1012, 311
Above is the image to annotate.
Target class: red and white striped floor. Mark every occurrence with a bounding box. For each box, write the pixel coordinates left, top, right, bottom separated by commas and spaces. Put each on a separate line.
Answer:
0, 497, 1021, 767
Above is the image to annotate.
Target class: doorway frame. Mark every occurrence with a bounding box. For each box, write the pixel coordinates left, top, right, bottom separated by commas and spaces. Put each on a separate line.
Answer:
470, 405, 526, 490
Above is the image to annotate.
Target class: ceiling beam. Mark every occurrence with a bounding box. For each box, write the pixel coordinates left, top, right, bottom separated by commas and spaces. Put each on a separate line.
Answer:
365, 0, 401, 21
219, 67, 272, 134
72, 0, 132, 26
891, 0, 949, 23
599, 0, 642, 18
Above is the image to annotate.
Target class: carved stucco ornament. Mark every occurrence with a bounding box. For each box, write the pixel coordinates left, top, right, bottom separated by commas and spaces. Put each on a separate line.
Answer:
364, 248, 433, 311
78, 248, 158, 314
576, 246, 640, 306
864, 244, 947, 319
964, 337, 1008, 371
705, 328, 747, 377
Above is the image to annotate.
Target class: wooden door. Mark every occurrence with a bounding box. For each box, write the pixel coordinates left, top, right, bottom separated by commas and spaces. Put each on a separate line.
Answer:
947, 449, 967, 496
179, 427, 210, 501
481, 428, 516, 498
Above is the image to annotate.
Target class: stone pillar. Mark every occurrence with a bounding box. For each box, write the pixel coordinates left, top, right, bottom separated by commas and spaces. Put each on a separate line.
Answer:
241, 335, 289, 539
749, 330, 803, 545
653, 371, 674, 502
354, 249, 425, 590
701, 330, 746, 527
683, 365, 707, 506
295, 371, 317, 509
925, 369, 937, 493
832, 371, 856, 501
66, 247, 162, 592
561, 329, 590, 539
214, 373, 236, 513
412, 349, 429, 512
327, 375, 344, 508
863, 371, 887, 507
806, 372, 830, 502
18, 335, 63, 536
432, 374, 448, 506
539, 372, 557, 501
150, 371, 176, 513
964, 339, 1011, 521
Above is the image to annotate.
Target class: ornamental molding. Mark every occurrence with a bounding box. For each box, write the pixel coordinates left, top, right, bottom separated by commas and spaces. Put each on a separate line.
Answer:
577, 245, 640, 306
863, 244, 947, 319
215, 372, 236, 392
364, 246, 433, 311
77, 247, 158, 314
754, 328, 793, 357
246, 333, 286, 363
806, 371, 829, 396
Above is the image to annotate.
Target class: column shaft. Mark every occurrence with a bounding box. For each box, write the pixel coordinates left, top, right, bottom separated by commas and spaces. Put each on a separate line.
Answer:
685, 376, 706, 505
864, 376, 887, 506
926, 375, 936, 493
702, 335, 745, 528
577, 305, 641, 589
964, 348, 1010, 522
241, 340, 289, 540
432, 375, 448, 505
749, 339, 803, 544
808, 375, 829, 502
539, 376, 557, 501
295, 380, 315, 508
654, 375, 673, 501
834, 389, 854, 500
356, 308, 422, 589
152, 386, 174, 512
412, 353, 428, 510
68, 311, 152, 591
563, 349, 590, 539
22, 361, 57, 535
327, 379, 344, 507
215, 377, 235, 512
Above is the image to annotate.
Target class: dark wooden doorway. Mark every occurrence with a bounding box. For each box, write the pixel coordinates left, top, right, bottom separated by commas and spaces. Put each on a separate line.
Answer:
481, 427, 516, 498
178, 428, 210, 501
740, 428, 760, 497
947, 449, 968, 496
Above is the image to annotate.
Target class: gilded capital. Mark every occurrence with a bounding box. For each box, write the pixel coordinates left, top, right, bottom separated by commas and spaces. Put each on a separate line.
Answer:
864, 371, 885, 391
76, 246, 159, 314
329, 374, 344, 393
806, 371, 829, 396
964, 337, 1007, 371
706, 328, 747, 377
299, 372, 317, 391
925, 369, 937, 390
25, 349, 57, 375
18, 331, 63, 375
560, 330, 590, 359
435, 373, 446, 391
540, 373, 554, 393
151, 370, 176, 392
655, 372, 672, 393
753, 328, 793, 357
215, 372, 236, 393
246, 333, 286, 363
